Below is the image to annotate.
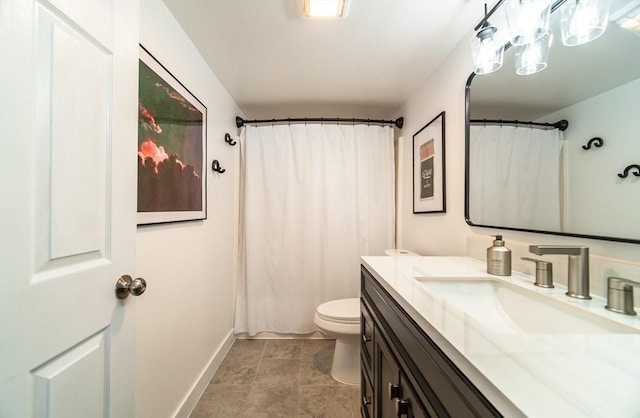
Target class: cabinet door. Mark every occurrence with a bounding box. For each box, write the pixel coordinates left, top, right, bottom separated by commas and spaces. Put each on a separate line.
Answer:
377, 334, 401, 418
376, 331, 429, 418
397, 374, 429, 418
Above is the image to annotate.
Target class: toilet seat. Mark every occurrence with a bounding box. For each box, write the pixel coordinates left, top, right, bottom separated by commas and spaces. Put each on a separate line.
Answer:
316, 298, 360, 323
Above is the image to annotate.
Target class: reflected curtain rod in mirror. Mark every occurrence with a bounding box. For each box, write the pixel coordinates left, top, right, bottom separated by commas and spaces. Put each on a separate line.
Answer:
470, 118, 569, 131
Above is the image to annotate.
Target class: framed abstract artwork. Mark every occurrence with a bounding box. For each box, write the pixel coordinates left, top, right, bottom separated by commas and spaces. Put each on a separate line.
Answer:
137, 45, 207, 225
413, 111, 446, 214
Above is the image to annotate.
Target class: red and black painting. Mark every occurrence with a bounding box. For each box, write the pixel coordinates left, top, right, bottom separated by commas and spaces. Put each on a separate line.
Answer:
137, 46, 206, 225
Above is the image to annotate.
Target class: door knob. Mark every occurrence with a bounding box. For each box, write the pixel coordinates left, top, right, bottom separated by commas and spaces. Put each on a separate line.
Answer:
115, 275, 147, 299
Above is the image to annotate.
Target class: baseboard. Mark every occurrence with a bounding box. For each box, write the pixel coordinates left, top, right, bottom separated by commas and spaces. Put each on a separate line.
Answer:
235, 331, 328, 339
173, 329, 235, 418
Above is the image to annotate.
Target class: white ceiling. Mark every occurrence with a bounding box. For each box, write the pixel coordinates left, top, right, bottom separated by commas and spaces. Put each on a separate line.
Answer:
163, 0, 484, 118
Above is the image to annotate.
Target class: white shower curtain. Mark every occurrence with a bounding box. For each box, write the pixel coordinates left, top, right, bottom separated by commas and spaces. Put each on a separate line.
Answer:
469, 125, 564, 230
235, 124, 395, 336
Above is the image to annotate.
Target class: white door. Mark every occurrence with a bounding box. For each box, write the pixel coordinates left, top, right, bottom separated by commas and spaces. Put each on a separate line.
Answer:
0, 1, 139, 417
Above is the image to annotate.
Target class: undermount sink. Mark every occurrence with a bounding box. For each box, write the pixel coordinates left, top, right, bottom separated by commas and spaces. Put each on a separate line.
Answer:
415, 278, 639, 335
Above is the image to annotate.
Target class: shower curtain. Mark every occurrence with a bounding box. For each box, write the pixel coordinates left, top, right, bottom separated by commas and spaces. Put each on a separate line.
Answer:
235, 123, 395, 336
469, 125, 564, 230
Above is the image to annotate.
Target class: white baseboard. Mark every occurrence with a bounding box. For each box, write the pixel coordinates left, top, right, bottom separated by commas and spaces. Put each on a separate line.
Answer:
234, 331, 328, 339
173, 329, 235, 418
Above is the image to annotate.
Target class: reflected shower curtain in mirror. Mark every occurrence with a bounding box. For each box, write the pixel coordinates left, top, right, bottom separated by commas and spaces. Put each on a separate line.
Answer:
235, 124, 395, 336
469, 125, 564, 231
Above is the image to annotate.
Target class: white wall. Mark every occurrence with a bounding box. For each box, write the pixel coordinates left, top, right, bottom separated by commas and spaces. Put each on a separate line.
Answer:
544, 79, 640, 239
396, 27, 640, 264
136, 2, 240, 416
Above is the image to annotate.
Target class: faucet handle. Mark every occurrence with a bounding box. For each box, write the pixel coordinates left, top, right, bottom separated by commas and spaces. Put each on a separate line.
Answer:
521, 257, 554, 288
605, 277, 639, 316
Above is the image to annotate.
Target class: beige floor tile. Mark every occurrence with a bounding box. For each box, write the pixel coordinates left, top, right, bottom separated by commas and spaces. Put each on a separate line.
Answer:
189, 384, 250, 418
302, 339, 335, 359
298, 385, 358, 418
225, 339, 266, 364
254, 358, 302, 386
209, 359, 258, 385
192, 339, 359, 418
263, 339, 302, 359
300, 357, 337, 386
244, 383, 299, 417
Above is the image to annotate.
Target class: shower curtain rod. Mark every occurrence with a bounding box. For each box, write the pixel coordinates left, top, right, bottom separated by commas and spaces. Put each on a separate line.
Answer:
235, 116, 404, 129
470, 118, 569, 131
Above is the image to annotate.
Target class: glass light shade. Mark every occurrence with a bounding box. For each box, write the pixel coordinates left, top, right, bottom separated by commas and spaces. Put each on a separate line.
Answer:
505, 0, 553, 46
560, 0, 610, 46
515, 31, 552, 75
470, 25, 505, 75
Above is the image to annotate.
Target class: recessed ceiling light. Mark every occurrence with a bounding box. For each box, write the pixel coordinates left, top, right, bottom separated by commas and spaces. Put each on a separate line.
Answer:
610, 1, 640, 34
301, 0, 348, 19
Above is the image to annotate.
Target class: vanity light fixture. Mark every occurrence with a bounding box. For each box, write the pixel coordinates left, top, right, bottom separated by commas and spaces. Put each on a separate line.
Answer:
505, 0, 553, 45
560, 0, 610, 46
470, 4, 505, 75
472, 0, 614, 76
301, 0, 348, 18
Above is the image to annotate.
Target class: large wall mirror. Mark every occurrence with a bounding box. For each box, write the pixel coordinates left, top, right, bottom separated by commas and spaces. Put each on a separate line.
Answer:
465, 2, 640, 243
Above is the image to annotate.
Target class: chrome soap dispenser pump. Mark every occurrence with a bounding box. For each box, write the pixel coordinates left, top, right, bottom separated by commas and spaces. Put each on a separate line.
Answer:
487, 235, 511, 276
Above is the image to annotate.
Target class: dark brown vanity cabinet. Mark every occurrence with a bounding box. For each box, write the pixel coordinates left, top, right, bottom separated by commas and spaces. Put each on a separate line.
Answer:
360, 266, 502, 418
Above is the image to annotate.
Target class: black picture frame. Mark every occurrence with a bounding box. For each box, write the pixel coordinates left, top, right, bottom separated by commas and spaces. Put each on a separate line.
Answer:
137, 45, 207, 225
413, 111, 446, 214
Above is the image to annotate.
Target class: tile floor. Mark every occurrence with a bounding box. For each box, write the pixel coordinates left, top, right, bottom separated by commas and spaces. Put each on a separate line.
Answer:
190, 339, 360, 418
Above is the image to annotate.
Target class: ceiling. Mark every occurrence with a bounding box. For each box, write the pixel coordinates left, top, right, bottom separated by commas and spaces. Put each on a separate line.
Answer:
163, 0, 483, 118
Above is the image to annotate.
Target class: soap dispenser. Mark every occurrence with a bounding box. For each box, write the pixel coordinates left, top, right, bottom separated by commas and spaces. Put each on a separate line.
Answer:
487, 235, 511, 276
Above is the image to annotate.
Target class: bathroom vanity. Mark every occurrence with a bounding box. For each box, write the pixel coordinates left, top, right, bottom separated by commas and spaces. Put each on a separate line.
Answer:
360, 256, 640, 418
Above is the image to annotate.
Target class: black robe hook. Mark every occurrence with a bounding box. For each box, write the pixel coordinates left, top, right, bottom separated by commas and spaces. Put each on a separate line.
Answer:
582, 137, 603, 150
224, 133, 236, 146
618, 164, 640, 179
211, 159, 226, 174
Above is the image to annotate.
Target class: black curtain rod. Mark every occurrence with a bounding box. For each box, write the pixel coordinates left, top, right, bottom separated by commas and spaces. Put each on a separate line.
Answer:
236, 116, 404, 129
470, 118, 569, 131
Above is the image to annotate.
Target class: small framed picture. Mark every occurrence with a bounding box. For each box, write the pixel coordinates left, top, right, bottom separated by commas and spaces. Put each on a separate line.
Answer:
413, 111, 446, 213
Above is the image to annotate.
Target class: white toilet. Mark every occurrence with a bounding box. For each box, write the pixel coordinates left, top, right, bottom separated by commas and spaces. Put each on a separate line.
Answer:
313, 297, 361, 386
314, 250, 418, 386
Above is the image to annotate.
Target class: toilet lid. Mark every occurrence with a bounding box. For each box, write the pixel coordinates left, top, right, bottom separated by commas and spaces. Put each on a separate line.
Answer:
317, 298, 360, 322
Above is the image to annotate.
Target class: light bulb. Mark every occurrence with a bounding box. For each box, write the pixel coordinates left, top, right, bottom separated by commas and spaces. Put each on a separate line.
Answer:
505, 0, 553, 46
515, 31, 552, 75
561, 0, 610, 46
470, 25, 504, 75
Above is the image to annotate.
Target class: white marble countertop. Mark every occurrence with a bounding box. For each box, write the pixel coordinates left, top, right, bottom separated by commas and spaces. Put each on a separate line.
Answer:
361, 255, 640, 418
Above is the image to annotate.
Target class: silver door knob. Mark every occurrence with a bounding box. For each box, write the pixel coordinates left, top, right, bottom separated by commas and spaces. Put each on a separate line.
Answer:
115, 275, 147, 299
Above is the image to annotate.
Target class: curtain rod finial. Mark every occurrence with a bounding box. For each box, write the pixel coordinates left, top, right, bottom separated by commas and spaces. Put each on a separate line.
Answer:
236, 116, 245, 128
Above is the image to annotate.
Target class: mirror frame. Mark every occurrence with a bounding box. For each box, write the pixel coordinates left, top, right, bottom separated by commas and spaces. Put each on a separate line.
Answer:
464, 72, 640, 244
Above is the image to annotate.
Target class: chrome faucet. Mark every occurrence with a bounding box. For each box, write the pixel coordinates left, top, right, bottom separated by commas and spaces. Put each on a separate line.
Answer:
528, 245, 591, 299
